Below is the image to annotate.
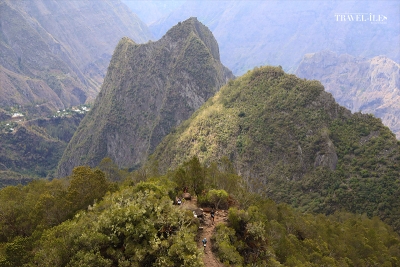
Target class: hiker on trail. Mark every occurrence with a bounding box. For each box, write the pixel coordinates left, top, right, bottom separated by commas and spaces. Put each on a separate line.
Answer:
202, 237, 207, 252
210, 209, 215, 224
177, 197, 182, 205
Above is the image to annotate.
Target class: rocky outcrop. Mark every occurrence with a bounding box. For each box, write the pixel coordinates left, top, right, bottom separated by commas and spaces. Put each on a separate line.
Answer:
296, 51, 400, 139
57, 18, 234, 177
314, 140, 338, 171
0, 0, 152, 113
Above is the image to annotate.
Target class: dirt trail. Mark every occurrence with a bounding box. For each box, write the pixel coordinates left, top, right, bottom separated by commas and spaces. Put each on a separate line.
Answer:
181, 197, 226, 267
199, 211, 226, 267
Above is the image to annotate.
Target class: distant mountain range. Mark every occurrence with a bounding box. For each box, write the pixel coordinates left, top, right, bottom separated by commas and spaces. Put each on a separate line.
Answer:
126, 0, 400, 75
57, 18, 233, 177
0, 0, 152, 113
296, 51, 400, 139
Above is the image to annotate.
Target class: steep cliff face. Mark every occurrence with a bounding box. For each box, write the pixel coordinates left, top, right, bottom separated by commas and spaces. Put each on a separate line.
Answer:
57, 18, 234, 177
296, 51, 400, 139
0, 0, 152, 112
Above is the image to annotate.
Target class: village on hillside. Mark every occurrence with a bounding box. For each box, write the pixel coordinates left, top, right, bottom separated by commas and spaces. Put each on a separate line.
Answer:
0, 104, 91, 133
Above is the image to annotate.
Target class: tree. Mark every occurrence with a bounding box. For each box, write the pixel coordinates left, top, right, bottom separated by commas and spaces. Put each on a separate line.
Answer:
97, 157, 125, 182
31, 182, 203, 267
183, 156, 205, 196
207, 189, 229, 210
67, 166, 109, 213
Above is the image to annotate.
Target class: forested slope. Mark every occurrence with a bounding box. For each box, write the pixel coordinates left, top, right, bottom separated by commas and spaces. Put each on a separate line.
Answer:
150, 66, 400, 232
0, 159, 399, 266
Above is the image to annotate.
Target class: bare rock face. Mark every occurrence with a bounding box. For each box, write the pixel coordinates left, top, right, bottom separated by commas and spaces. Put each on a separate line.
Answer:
182, 193, 192, 200
314, 139, 338, 170
296, 51, 400, 139
57, 18, 234, 177
0, 0, 152, 112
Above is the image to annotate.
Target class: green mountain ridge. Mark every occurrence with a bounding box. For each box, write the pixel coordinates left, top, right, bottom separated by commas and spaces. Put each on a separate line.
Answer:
149, 66, 400, 232
57, 18, 234, 178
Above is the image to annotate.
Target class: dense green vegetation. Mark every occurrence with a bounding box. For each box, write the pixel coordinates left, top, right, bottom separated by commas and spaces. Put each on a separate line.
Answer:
1, 157, 399, 266
0, 166, 111, 243
150, 66, 400, 234
29, 182, 202, 267
214, 204, 400, 266
0, 161, 202, 266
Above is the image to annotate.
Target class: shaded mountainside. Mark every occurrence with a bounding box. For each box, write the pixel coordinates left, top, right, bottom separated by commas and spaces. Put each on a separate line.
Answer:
57, 18, 234, 178
145, 0, 400, 75
0, 0, 152, 113
150, 66, 400, 232
296, 51, 400, 139
0, 114, 84, 182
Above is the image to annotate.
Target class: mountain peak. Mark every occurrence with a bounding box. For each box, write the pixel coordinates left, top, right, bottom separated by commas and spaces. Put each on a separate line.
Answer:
57, 19, 233, 177
163, 17, 221, 61
118, 36, 137, 45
